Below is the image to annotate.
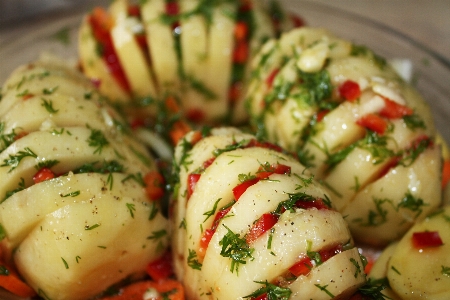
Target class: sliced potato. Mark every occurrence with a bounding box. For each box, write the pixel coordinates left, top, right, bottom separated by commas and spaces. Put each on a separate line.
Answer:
14, 188, 168, 300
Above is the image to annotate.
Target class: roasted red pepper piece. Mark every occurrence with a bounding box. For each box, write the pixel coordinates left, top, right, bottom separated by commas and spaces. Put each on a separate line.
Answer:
380, 98, 413, 119
144, 171, 165, 201
187, 173, 201, 200
356, 114, 388, 134
246, 213, 279, 244
146, 250, 174, 281
339, 80, 361, 101
33, 168, 55, 184
412, 231, 443, 249
233, 178, 259, 201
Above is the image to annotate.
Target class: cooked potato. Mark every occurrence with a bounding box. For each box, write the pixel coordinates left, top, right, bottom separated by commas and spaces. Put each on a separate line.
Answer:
78, 0, 299, 124
246, 27, 442, 246
369, 205, 450, 299
0, 60, 168, 300
171, 127, 366, 300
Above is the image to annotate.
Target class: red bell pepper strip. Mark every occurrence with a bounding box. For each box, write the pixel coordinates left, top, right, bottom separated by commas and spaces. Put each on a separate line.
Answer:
245, 213, 279, 244
339, 80, 361, 101
356, 114, 388, 134
412, 231, 443, 249
187, 173, 201, 200
33, 168, 55, 184
379, 98, 413, 119
146, 251, 174, 281
144, 171, 165, 201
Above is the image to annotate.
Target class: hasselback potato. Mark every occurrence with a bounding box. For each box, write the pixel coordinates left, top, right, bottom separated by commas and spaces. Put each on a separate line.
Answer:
0, 58, 169, 300
78, 0, 300, 125
246, 27, 443, 246
171, 127, 366, 300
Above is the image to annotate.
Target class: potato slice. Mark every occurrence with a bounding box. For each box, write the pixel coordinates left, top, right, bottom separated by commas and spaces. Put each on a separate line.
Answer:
141, 0, 179, 93
344, 146, 441, 246
78, 16, 130, 102
202, 194, 353, 300
109, 0, 157, 98
0, 173, 151, 249
289, 248, 365, 299
1, 94, 118, 134
14, 187, 168, 300
0, 127, 152, 200
386, 206, 450, 299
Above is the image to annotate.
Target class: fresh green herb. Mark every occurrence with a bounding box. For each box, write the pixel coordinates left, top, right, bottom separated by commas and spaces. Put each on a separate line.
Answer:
35, 159, 59, 170
126, 203, 136, 218
391, 265, 401, 275
219, 224, 254, 274
267, 228, 275, 251
0, 224, 6, 241
1, 147, 37, 172
243, 280, 291, 300
41, 98, 59, 113
121, 172, 145, 187
98, 246, 107, 249
87, 127, 109, 154
184, 75, 217, 100
16, 89, 30, 97
61, 191, 80, 198
357, 277, 390, 299
61, 257, 69, 269
2, 178, 26, 203
274, 192, 318, 215
106, 173, 113, 190
441, 265, 450, 277
76, 256, 81, 263
399, 136, 432, 167
238, 173, 257, 183
43, 86, 58, 95
73, 160, 125, 174
179, 218, 187, 229
149, 202, 159, 221
0, 124, 20, 153
212, 139, 250, 157
147, 229, 167, 242
85, 224, 100, 231
203, 198, 222, 222
187, 249, 202, 270
84, 91, 93, 100
358, 198, 390, 227
350, 257, 362, 278
0, 265, 9, 276
314, 284, 334, 298
396, 191, 426, 218
161, 289, 178, 300
403, 114, 426, 130
53, 26, 70, 45
326, 130, 394, 170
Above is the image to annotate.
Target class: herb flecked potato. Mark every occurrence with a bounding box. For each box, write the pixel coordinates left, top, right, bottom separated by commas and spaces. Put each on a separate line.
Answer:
171, 127, 366, 300
246, 27, 443, 247
0, 58, 169, 300
78, 0, 299, 125
369, 205, 450, 299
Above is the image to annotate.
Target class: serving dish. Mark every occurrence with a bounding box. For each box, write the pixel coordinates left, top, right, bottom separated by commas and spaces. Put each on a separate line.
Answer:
0, 1, 449, 299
